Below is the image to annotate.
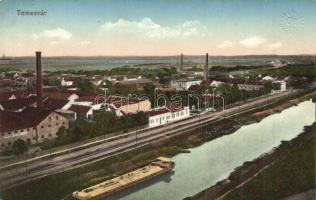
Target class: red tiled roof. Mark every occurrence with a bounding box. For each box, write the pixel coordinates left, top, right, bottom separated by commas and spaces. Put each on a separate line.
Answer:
61, 90, 96, 97
166, 102, 184, 112
31, 86, 60, 94
0, 96, 37, 111
105, 96, 143, 108
75, 96, 96, 102
68, 105, 92, 114
0, 79, 14, 85
42, 98, 69, 111
188, 84, 204, 92
147, 107, 170, 117
63, 76, 82, 82
216, 78, 263, 86
0, 107, 53, 132
0, 89, 15, 101
44, 92, 76, 100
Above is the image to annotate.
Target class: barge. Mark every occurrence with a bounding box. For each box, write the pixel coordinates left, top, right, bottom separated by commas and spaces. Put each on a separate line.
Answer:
72, 157, 175, 200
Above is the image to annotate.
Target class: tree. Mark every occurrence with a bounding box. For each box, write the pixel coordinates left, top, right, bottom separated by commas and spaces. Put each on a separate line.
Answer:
12, 139, 27, 155
74, 79, 97, 92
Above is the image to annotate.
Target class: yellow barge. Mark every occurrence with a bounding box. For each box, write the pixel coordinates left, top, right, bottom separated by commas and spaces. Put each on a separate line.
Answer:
72, 157, 175, 200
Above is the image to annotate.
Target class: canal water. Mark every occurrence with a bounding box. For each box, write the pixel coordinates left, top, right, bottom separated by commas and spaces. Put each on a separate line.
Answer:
116, 100, 315, 200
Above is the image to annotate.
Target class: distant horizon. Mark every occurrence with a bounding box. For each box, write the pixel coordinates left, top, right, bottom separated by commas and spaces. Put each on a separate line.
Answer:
4, 53, 316, 58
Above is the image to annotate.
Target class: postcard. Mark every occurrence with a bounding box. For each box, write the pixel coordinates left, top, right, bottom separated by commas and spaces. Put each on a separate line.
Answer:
0, 1, 315, 200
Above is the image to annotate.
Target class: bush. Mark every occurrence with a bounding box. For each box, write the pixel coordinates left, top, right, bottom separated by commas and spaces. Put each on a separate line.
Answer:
12, 139, 27, 155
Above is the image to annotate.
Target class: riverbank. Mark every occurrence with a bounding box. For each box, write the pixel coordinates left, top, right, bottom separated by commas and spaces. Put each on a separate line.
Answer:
0, 92, 314, 200
186, 122, 316, 200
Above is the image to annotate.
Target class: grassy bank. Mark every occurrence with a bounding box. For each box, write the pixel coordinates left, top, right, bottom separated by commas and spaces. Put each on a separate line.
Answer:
223, 127, 316, 200
0, 91, 314, 200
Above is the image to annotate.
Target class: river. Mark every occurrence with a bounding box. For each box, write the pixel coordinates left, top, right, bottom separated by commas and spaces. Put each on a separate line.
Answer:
114, 100, 315, 200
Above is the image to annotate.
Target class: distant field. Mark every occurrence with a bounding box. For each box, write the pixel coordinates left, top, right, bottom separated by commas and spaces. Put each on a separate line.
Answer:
0, 55, 314, 71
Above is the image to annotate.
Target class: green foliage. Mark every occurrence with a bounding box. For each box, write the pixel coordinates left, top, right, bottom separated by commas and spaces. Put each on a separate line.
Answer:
12, 139, 27, 155
44, 78, 61, 88
53, 111, 148, 147
74, 79, 98, 92
157, 67, 178, 84
272, 82, 281, 90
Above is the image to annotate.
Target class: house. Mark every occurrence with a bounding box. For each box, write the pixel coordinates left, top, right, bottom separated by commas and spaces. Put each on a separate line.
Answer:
0, 96, 71, 112
61, 76, 82, 87
148, 107, 172, 128
0, 107, 69, 152
85, 75, 104, 86
68, 105, 93, 119
72, 95, 103, 111
262, 76, 275, 81
147, 103, 190, 128
210, 80, 224, 87
171, 80, 202, 91
271, 80, 287, 94
237, 82, 264, 91
0, 96, 37, 112
105, 96, 151, 117
225, 79, 264, 91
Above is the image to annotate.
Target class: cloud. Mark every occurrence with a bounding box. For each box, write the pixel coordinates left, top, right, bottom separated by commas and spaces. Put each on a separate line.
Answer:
32, 28, 72, 40
219, 40, 233, 48
100, 17, 206, 40
268, 42, 282, 49
49, 41, 59, 45
79, 40, 91, 45
239, 36, 266, 48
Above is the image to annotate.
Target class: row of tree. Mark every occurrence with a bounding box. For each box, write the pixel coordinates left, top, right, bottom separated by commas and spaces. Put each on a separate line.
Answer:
54, 111, 148, 147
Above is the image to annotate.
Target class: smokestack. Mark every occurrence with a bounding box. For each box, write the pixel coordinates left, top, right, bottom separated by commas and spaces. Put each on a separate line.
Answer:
204, 53, 209, 81
180, 53, 183, 70
36, 51, 43, 107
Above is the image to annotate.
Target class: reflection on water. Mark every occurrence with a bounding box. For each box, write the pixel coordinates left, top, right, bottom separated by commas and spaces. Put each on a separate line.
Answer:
119, 100, 315, 200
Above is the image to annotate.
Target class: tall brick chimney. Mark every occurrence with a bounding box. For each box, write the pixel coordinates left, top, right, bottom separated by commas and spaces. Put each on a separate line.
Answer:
204, 53, 209, 81
36, 51, 43, 107
180, 53, 183, 70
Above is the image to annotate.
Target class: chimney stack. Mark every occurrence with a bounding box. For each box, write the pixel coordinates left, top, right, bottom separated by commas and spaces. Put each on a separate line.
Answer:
180, 53, 183, 70
36, 51, 43, 107
204, 53, 209, 81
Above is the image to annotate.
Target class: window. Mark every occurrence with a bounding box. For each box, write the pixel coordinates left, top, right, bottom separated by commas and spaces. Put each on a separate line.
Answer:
41, 135, 44, 138
62, 122, 65, 125
48, 117, 52, 121
14, 131, 17, 133
41, 126, 44, 129
27, 128, 30, 131
21, 129, 24, 132
1, 143, 4, 147
48, 133, 51, 137
33, 137, 36, 140
55, 116, 59, 120
7, 142, 11, 146
56, 123, 59, 126
48, 124, 51, 127
33, 127, 36, 130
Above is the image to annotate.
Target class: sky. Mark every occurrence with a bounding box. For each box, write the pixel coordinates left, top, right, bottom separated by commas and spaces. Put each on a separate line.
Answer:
0, 0, 316, 56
